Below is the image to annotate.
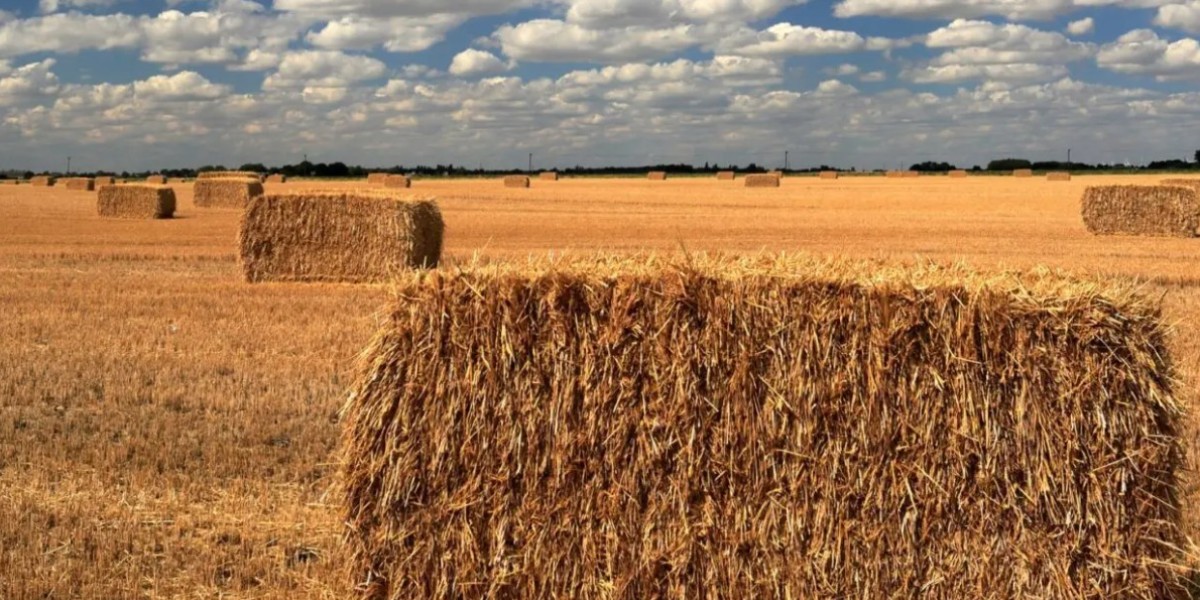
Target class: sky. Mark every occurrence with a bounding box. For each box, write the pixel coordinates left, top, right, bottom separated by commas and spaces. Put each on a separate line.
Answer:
1, 0, 1199, 172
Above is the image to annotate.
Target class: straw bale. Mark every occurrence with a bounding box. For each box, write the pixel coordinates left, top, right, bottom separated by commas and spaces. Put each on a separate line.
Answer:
504, 175, 530, 189
31, 176, 56, 187
948, 170, 968, 178
97, 184, 175, 219
1161, 179, 1200, 191
198, 171, 262, 181
266, 174, 287, 184
146, 175, 167, 184
768, 170, 784, 178
368, 173, 389, 185
194, 177, 264, 209
716, 171, 735, 181
1047, 172, 1071, 182
238, 190, 443, 283
384, 175, 411, 189
885, 171, 904, 179
902, 170, 920, 178
539, 172, 560, 181
94, 176, 115, 186
819, 171, 839, 180
744, 173, 780, 188
1082, 185, 1199, 237
647, 171, 667, 181
341, 255, 1185, 600
1014, 169, 1034, 178
0, 180, 18, 185
62, 177, 95, 191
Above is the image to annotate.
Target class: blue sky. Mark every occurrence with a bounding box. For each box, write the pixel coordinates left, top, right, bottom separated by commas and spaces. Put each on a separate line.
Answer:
0, 0, 1198, 172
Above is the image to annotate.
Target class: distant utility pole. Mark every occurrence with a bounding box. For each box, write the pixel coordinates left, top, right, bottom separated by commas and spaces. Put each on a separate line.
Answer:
784, 150, 789, 171
1067, 148, 1072, 165
66, 156, 71, 174
528, 153, 533, 172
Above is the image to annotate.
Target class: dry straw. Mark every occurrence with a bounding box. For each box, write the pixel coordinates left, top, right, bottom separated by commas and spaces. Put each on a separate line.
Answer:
146, 175, 167, 184
1161, 179, 1200, 191
94, 176, 115, 186
198, 171, 262, 181
902, 170, 920, 178
885, 171, 904, 179
266, 174, 288, 184
238, 190, 443, 283
368, 173, 389, 185
1082, 185, 1199, 237
194, 178, 265, 209
340, 255, 1185, 600
819, 171, 839, 180
31, 176, 56, 187
647, 171, 667, 181
504, 175, 530, 189
716, 171, 736, 181
1014, 169, 1034, 178
949, 170, 969, 178
1047, 172, 1072, 182
539, 172, 560, 181
384, 175, 411, 189
744, 173, 780, 188
62, 177, 94, 191
768, 170, 784, 179
97, 184, 175, 219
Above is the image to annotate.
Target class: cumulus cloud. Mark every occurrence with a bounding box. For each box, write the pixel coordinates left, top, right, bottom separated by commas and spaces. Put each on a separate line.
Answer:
1097, 29, 1200, 80
1066, 17, 1094, 35
1155, 1, 1200, 34
496, 19, 713, 62
449, 49, 509, 76
717, 23, 868, 57
834, 0, 1170, 20
905, 20, 1093, 83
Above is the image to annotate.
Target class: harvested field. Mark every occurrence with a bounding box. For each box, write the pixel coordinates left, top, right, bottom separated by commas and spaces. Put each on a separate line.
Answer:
885, 171, 903, 179
648, 171, 667, 181
1082, 185, 1198, 237
504, 175, 530, 188
539, 172, 559, 181
194, 178, 265, 209
1048, 172, 1072, 182
819, 171, 839, 179
266, 174, 287, 184
31, 176, 55, 186
1014, 169, 1034, 178
97, 184, 176, 219
343, 256, 1183, 599
383, 175, 410, 189
62, 178, 94, 191
146, 174, 166, 184
367, 173, 388, 185
7, 175, 1200, 599
744, 173, 780, 187
949, 170, 968, 178
239, 190, 443, 283
717, 171, 735, 180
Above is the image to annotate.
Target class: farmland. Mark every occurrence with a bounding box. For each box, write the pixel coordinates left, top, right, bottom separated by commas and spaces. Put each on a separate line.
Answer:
3, 175, 1200, 597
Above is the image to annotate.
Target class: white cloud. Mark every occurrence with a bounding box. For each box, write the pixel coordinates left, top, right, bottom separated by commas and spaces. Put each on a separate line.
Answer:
717, 23, 868, 57
132, 71, 230, 101
306, 15, 465, 52
272, 0, 535, 18
559, 0, 805, 28
449, 49, 509, 76
905, 19, 1093, 82
496, 19, 715, 62
834, 0, 1170, 20
263, 50, 388, 89
1066, 17, 1094, 35
1155, 1, 1200, 34
1097, 29, 1200, 80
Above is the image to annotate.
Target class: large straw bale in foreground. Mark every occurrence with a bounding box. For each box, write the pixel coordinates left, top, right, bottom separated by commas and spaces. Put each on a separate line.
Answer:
194, 178, 264, 209
647, 171, 667, 181
744, 173, 780, 187
384, 175, 411, 189
97, 185, 175, 219
62, 177, 94, 191
341, 256, 1184, 600
1162, 179, 1200, 191
503, 175, 530, 188
716, 171, 735, 181
239, 190, 443, 283
1082, 185, 1199, 237
31, 176, 55, 187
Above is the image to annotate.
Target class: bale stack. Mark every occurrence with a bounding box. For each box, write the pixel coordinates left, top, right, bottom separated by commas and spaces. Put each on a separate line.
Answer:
146, 175, 167, 184
194, 177, 264, 209
31, 176, 55, 187
1082, 185, 1199, 237
539, 172, 559, 181
94, 176, 115, 186
266, 174, 287, 184
504, 175, 530, 189
949, 170, 968, 178
647, 171, 668, 181
62, 178, 95, 191
340, 256, 1185, 600
1014, 169, 1034, 178
367, 173, 389, 186
1047, 172, 1072, 182
97, 184, 175, 219
819, 171, 839, 180
744, 174, 780, 188
716, 171, 736, 181
384, 175, 411, 189
238, 190, 443, 283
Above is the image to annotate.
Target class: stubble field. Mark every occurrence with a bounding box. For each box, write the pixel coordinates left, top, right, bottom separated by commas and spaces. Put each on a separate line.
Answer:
2, 175, 1199, 598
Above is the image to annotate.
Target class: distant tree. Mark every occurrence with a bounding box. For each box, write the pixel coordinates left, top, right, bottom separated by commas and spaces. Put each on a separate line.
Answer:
238, 163, 267, 173
987, 158, 1032, 171
1194, 150, 1200, 164
910, 161, 956, 172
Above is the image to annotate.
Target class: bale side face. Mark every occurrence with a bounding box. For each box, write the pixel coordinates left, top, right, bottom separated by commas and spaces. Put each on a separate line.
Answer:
1082, 185, 1199, 237
819, 171, 839, 179
1014, 169, 1034, 177
647, 171, 667, 181
744, 173, 780, 188
97, 185, 176, 219
63, 178, 95, 191
503, 176, 530, 189
266, 174, 287, 184
367, 173, 389, 185
539, 172, 559, 181
716, 171, 736, 181
146, 175, 166, 184
94, 176, 115, 186
384, 175, 411, 189
31, 176, 56, 187
239, 191, 443, 283
198, 171, 262, 181
1047, 172, 1072, 182
341, 259, 1184, 600
194, 178, 265, 209
949, 170, 968, 178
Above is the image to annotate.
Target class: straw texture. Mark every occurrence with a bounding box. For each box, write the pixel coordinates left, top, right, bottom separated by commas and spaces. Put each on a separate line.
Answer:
368, 173, 389, 185
146, 175, 166, 184
949, 170, 968, 178
94, 176, 115, 186
238, 190, 443, 283
31, 176, 55, 187
540, 172, 560, 181
340, 256, 1185, 600
744, 174, 780, 188
647, 172, 667, 181
266, 174, 288, 184
504, 176, 530, 189
97, 184, 175, 219
198, 171, 262, 181
1014, 169, 1034, 178
1047, 172, 1071, 182
716, 171, 735, 181
194, 178, 264, 209
384, 175, 411, 189
62, 177, 94, 191
819, 171, 839, 180
1082, 185, 1199, 237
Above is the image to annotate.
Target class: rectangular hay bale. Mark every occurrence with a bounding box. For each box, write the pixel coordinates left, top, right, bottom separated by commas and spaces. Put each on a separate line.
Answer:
902, 170, 920, 178
194, 178, 265, 209
539, 172, 559, 181
238, 190, 443, 283
819, 171, 839, 180
1082, 185, 1198, 237
384, 175, 411, 189
948, 170, 968, 178
368, 173, 389, 185
62, 177, 95, 191
744, 173, 781, 188
198, 171, 262, 181
94, 176, 115, 186
716, 171, 736, 181
1047, 172, 1071, 182
266, 174, 287, 184
146, 175, 167, 184
1014, 169, 1034, 178
31, 176, 56, 187
340, 256, 1185, 600
97, 184, 175, 219
885, 171, 904, 179
647, 171, 667, 181
504, 175, 530, 188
